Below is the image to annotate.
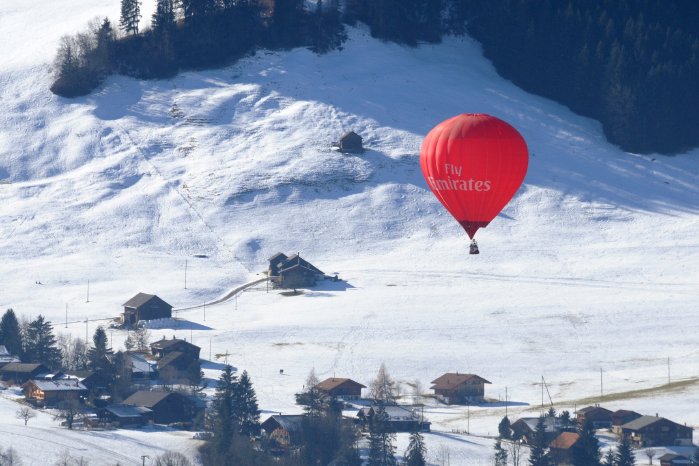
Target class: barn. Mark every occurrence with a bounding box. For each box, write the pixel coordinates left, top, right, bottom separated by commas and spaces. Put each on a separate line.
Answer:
339, 131, 363, 153
122, 293, 173, 326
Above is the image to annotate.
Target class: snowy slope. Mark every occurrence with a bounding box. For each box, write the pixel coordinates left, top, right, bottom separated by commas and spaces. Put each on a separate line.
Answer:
1, 0, 699, 464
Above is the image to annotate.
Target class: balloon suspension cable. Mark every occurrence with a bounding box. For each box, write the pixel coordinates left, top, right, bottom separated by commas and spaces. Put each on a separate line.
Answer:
469, 239, 480, 255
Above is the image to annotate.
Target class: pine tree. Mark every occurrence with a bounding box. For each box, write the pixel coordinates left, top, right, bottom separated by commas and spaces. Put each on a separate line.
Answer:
494, 439, 508, 466
152, 0, 176, 32
571, 420, 601, 466
88, 326, 112, 371
614, 435, 634, 466
367, 402, 397, 466
602, 449, 616, 466
528, 416, 551, 466
234, 370, 260, 437
295, 368, 329, 417
120, 0, 142, 35
210, 365, 237, 456
0, 309, 23, 358
405, 431, 427, 466
110, 351, 133, 401
23, 315, 62, 369
498, 415, 512, 439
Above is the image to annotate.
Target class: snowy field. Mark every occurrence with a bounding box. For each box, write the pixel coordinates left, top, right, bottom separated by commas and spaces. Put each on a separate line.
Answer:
1, 0, 699, 464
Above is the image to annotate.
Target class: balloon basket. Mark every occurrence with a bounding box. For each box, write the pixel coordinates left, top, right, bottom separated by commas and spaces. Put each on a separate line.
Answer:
469, 239, 480, 255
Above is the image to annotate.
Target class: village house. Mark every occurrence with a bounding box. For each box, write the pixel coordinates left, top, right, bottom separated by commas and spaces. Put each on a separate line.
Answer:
356, 405, 430, 433
122, 293, 172, 327
338, 131, 363, 153
316, 378, 365, 400
0, 363, 50, 384
23, 378, 87, 406
511, 417, 563, 444
620, 415, 694, 447
150, 337, 201, 360
576, 405, 613, 429
430, 373, 491, 404
612, 409, 642, 433
261, 414, 305, 449
124, 352, 157, 380
548, 432, 581, 466
268, 253, 325, 289
122, 390, 201, 425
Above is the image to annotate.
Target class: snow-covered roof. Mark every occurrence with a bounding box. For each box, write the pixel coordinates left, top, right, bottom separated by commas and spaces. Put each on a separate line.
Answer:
28, 379, 87, 392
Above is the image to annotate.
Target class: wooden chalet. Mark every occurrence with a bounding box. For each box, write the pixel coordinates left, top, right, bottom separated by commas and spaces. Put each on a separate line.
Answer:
103, 404, 153, 427
356, 405, 430, 433
122, 293, 172, 326
548, 432, 581, 466
124, 352, 157, 380
620, 415, 694, 447
262, 414, 305, 448
430, 373, 491, 404
0, 363, 50, 384
576, 405, 613, 429
122, 390, 200, 425
23, 379, 87, 406
511, 417, 562, 444
338, 131, 363, 153
150, 337, 201, 360
659, 453, 691, 466
316, 378, 365, 400
268, 253, 325, 289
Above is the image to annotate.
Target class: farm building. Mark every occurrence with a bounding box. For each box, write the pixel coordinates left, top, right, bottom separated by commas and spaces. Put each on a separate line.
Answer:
103, 404, 153, 427
430, 373, 491, 404
612, 409, 642, 433
122, 391, 201, 425
0, 363, 50, 384
268, 253, 325, 289
511, 417, 563, 444
576, 405, 613, 429
620, 415, 694, 447
150, 337, 201, 360
316, 378, 365, 400
122, 293, 172, 326
659, 453, 691, 466
338, 131, 363, 153
548, 432, 581, 466
0, 345, 20, 367
356, 405, 430, 432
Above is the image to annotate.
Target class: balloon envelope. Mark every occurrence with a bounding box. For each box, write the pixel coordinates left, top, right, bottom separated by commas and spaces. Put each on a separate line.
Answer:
420, 113, 528, 238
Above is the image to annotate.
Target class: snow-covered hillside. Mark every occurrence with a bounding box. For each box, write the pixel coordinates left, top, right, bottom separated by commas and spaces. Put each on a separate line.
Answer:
1, 0, 699, 464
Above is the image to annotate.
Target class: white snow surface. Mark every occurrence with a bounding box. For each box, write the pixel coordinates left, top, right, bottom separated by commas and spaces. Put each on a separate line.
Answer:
1, 0, 699, 464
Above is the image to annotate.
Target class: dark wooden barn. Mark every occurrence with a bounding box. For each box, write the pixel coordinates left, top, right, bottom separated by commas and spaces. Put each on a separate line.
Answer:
576, 405, 613, 429
103, 404, 153, 427
122, 391, 199, 425
122, 293, 172, 326
339, 131, 363, 153
150, 337, 201, 359
0, 363, 50, 384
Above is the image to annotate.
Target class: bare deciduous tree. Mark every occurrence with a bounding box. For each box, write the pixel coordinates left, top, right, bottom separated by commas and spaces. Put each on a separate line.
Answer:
153, 451, 193, 466
15, 406, 36, 426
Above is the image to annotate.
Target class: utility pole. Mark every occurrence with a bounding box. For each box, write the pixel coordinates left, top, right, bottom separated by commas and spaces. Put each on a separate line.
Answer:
467, 402, 470, 434
184, 260, 188, 289
209, 338, 212, 361
141, 455, 149, 466
86, 280, 90, 303
203, 302, 206, 321
600, 368, 603, 400
505, 386, 508, 418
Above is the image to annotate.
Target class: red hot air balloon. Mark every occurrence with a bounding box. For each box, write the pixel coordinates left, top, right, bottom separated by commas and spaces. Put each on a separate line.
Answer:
420, 114, 528, 253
